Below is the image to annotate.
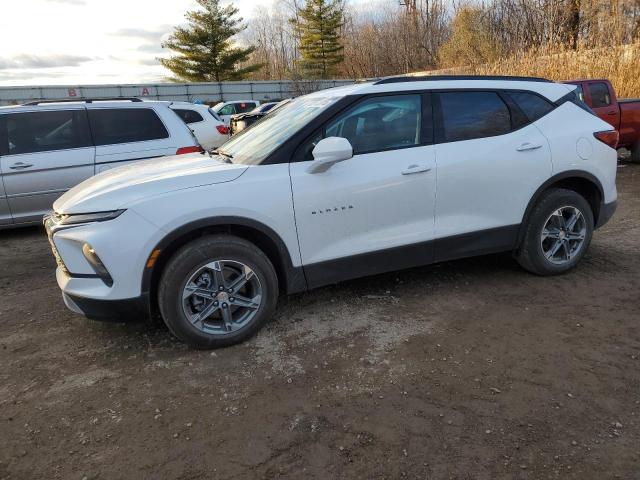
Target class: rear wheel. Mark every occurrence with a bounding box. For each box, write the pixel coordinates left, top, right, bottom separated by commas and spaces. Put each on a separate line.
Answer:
630, 141, 640, 163
158, 235, 278, 348
516, 188, 594, 275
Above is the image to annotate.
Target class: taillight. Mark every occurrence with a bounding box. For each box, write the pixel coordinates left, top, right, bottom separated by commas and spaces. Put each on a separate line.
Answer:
593, 130, 619, 149
176, 146, 204, 155
216, 125, 229, 135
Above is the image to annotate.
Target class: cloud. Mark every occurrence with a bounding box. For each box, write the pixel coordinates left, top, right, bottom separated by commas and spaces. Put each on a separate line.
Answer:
0, 54, 94, 70
40, 0, 87, 4
110, 25, 173, 42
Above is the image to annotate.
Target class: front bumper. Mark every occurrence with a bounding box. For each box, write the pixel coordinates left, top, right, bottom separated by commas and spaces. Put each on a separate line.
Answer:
596, 200, 617, 228
63, 290, 149, 322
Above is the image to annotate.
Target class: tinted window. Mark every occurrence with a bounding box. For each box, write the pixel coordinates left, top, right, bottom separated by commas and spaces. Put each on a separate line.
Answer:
438, 92, 511, 142
325, 94, 422, 154
506, 91, 555, 122
588, 82, 611, 108
88, 108, 169, 146
1, 110, 91, 156
236, 102, 257, 114
574, 85, 585, 102
173, 108, 204, 124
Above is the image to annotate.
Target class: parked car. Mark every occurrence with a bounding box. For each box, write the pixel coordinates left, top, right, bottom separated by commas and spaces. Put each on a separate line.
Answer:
212, 100, 260, 125
564, 79, 640, 162
0, 98, 202, 227
45, 75, 617, 348
229, 100, 290, 135
169, 102, 229, 151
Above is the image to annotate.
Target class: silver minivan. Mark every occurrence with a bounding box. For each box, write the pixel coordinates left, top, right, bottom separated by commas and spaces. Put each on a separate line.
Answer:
0, 98, 201, 227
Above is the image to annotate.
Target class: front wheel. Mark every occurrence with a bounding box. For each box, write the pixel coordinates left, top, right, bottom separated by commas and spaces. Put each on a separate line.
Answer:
630, 141, 640, 163
516, 188, 594, 275
158, 235, 278, 348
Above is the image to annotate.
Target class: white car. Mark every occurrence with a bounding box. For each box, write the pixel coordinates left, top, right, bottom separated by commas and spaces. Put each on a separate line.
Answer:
45, 76, 618, 348
212, 100, 260, 125
0, 98, 201, 227
169, 102, 229, 151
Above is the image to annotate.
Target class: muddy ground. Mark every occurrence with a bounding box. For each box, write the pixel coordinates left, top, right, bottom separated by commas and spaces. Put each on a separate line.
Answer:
1, 163, 639, 480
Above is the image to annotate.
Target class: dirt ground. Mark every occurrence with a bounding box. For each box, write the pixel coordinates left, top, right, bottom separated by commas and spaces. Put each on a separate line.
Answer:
1, 163, 639, 480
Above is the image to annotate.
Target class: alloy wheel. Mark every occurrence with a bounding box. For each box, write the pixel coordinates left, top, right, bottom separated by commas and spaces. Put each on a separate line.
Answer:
181, 260, 262, 335
540, 206, 587, 265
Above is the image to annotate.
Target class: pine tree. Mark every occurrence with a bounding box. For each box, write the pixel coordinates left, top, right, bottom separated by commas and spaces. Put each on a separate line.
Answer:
160, 0, 261, 82
292, 0, 344, 78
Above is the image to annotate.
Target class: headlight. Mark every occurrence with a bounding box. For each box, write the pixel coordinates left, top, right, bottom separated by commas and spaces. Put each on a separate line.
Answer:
55, 210, 125, 226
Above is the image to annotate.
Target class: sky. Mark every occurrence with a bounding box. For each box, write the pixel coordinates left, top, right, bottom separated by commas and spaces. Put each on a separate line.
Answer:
0, 0, 268, 86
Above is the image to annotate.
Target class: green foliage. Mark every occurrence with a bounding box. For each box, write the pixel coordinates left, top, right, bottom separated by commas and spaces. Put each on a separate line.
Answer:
438, 6, 502, 68
160, 0, 262, 82
291, 0, 344, 78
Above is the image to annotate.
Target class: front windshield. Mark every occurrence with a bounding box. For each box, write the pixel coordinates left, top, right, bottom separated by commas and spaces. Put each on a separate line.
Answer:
219, 96, 338, 165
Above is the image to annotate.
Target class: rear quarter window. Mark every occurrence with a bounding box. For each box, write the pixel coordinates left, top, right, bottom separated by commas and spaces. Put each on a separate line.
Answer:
173, 108, 204, 124
588, 82, 612, 108
88, 108, 169, 146
437, 91, 511, 142
504, 91, 555, 122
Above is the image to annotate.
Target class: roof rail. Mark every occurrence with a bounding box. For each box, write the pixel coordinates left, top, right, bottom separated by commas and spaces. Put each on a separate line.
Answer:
374, 75, 552, 85
23, 97, 144, 105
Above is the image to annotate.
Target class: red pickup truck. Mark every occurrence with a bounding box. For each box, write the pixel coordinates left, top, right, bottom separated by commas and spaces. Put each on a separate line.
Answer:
564, 79, 640, 162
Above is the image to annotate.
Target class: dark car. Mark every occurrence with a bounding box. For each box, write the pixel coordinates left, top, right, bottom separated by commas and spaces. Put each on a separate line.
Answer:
229, 100, 290, 135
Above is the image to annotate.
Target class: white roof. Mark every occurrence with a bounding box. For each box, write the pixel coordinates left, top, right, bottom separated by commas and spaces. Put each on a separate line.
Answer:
307, 78, 574, 102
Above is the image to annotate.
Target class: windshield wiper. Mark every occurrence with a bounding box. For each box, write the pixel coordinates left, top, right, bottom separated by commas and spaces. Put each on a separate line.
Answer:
211, 149, 233, 163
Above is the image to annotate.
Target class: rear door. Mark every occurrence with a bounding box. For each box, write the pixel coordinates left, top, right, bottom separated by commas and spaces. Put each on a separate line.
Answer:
432, 90, 552, 260
87, 105, 178, 173
0, 108, 95, 224
584, 81, 620, 129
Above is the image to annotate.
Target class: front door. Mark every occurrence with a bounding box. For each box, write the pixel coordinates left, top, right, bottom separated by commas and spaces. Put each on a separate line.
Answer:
289, 93, 437, 288
0, 109, 95, 224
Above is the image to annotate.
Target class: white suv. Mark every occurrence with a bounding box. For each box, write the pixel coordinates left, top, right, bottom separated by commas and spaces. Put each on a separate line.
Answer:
169, 102, 229, 151
45, 76, 618, 348
0, 98, 201, 227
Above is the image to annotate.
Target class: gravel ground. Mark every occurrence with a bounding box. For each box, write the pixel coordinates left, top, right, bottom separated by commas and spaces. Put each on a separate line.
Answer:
1, 163, 639, 480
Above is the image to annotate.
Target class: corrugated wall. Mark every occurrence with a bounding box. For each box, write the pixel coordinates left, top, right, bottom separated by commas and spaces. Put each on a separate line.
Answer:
0, 80, 358, 106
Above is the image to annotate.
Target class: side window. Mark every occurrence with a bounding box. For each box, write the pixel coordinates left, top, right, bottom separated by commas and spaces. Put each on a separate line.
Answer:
88, 108, 169, 146
0, 116, 7, 156
437, 91, 511, 142
505, 91, 555, 122
236, 102, 256, 114
325, 94, 422, 155
588, 82, 611, 108
218, 104, 236, 116
574, 85, 585, 102
3, 110, 91, 156
173, 109, 204, 124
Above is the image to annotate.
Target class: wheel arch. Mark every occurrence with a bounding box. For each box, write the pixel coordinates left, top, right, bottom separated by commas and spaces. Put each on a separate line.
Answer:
517, 170, 604, 248
141, 217, 307, 316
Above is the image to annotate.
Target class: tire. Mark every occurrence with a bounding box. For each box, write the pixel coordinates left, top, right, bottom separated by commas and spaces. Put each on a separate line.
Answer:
630, 142, 640, 163
158, 234, 278, 348
516, 188, 594, 276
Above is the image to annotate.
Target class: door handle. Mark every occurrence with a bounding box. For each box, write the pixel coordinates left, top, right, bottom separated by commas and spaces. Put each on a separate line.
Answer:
516, 142, 543, 152
9, 162, 34, 170
401, 164, 431, 175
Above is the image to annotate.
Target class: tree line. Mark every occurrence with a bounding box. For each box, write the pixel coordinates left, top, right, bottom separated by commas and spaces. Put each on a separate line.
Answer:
160, 0, 640, 82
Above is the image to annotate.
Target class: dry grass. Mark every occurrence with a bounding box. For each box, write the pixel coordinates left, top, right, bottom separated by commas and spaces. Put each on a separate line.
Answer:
427, 42, 640, 99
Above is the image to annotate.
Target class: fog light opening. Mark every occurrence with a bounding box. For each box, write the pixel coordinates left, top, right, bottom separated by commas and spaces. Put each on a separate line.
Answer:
82, 243, 114, 287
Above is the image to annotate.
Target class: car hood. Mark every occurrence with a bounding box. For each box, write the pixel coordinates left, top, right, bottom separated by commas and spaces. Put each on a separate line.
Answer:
54, 153, 248, 214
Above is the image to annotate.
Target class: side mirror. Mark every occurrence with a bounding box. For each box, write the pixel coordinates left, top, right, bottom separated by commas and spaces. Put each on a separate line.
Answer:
306, 137, 353, 174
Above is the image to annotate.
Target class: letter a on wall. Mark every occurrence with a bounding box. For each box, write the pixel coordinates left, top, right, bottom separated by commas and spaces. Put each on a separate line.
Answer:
141, 87, 150, 96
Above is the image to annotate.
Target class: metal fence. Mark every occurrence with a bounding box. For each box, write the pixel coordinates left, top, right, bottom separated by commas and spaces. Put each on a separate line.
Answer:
0, 79, 358, 106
